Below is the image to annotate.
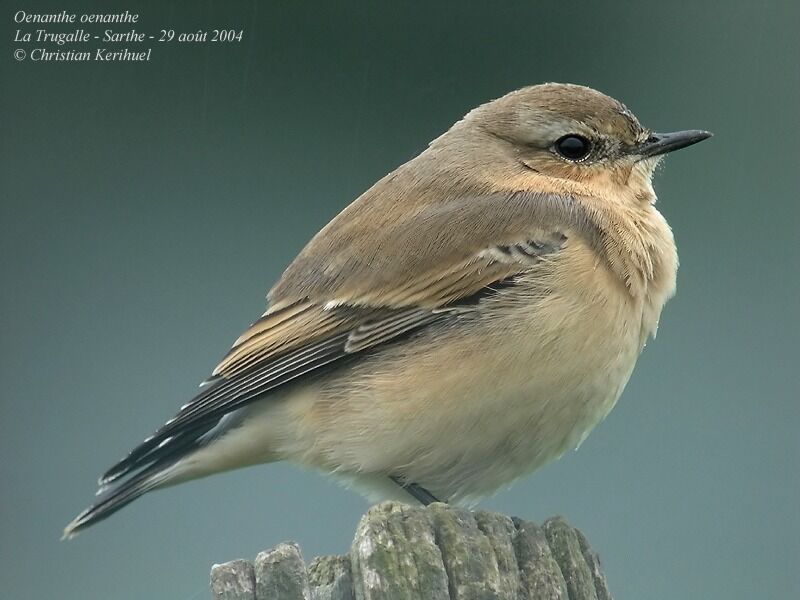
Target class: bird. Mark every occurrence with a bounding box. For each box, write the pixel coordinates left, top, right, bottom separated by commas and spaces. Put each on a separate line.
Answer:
64, 83, 711, 538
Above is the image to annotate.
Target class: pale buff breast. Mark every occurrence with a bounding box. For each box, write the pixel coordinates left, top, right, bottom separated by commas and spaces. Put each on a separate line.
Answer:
282, 239, 653, 502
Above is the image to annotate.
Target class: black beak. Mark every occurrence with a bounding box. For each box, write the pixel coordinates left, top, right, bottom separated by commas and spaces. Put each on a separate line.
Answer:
634, 129, 712, 158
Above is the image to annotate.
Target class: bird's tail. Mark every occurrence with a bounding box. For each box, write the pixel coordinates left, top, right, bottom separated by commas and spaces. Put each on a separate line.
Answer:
62, 460, 176, 540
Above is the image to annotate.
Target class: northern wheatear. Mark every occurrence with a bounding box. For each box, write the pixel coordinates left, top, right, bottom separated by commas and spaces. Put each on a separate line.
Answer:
65, 83, 711, 538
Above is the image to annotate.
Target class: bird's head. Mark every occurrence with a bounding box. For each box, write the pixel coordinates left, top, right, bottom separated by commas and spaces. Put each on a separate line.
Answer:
461, 83, 711, 199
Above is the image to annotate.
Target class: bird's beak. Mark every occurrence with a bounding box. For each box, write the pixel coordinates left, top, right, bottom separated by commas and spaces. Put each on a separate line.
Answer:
634, 129, 712, 158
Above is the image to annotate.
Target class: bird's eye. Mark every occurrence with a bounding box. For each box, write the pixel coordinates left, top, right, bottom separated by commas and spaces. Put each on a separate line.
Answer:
554, 135, 592, 161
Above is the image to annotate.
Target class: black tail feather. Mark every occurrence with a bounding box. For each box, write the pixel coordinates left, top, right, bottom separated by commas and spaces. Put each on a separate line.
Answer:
63, 460, 174, 539
99, 419, 216, 486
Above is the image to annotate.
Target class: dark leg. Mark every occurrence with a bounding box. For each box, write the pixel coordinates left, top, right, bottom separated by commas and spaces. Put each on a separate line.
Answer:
389, 475, 445, 505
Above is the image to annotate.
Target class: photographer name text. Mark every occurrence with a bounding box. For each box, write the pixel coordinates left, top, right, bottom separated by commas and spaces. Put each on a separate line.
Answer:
12, 10, 244, 63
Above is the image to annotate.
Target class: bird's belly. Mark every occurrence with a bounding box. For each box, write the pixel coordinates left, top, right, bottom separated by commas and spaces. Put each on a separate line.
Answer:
298, 287, 645, 502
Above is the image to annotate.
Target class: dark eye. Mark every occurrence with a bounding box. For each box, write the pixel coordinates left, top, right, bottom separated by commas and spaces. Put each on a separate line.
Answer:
554, 135, 592, 161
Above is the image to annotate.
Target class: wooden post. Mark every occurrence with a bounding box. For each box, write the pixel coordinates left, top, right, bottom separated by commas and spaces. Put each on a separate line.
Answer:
210, 502, 612, 600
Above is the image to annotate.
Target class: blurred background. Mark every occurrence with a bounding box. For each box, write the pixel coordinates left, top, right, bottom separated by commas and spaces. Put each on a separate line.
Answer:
1, 1, 798, 598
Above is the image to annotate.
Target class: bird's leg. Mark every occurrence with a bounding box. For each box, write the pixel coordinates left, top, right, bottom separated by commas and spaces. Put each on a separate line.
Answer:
389, 475, 445, 505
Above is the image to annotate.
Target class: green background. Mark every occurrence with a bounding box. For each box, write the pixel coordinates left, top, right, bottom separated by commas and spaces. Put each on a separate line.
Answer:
2, 2, 798, 598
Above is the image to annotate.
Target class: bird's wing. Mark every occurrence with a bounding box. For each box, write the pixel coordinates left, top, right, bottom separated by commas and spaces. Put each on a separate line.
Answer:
100, 191, 599, 485
218, 188, 606, 382
267, 190, 601, 308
